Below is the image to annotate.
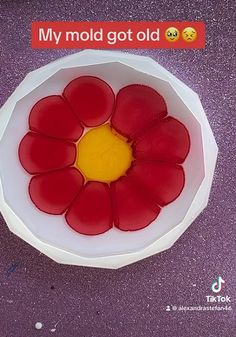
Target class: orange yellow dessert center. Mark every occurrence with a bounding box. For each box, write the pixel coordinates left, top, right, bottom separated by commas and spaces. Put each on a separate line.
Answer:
76, 124, 133, 183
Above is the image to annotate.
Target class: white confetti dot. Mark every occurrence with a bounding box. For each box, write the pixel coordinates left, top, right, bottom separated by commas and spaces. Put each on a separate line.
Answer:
35, 322, 43, 330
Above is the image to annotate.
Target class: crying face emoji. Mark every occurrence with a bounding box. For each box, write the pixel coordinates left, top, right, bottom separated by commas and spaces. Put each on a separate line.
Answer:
182, 27, 197, 42
165, 27, 180, 42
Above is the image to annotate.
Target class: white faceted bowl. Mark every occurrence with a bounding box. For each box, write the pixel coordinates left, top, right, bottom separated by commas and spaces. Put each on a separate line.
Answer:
0, 50, 218, 268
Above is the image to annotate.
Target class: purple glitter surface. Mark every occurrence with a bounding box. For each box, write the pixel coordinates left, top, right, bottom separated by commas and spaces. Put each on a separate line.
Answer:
0, 1, 235, 336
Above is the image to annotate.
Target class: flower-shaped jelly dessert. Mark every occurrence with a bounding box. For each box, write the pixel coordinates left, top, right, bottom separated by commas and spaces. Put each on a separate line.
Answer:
19, 76, 190, 235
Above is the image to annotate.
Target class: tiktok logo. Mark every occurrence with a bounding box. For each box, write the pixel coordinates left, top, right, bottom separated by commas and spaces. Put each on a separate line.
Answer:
211, 276, 225, 293
206, 276, 230, 303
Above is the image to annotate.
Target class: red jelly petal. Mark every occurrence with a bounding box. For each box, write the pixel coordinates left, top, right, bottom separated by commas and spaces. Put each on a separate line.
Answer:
111, 85, 167, 139
129, 162, 185, 206
19, 132, 76, 174
63, 76, 115, 127
29, 95, 83, 142
29, 168, 84, 215
111, 176, 160, 231
134, 117, 190, 163
65, 182, 112, 235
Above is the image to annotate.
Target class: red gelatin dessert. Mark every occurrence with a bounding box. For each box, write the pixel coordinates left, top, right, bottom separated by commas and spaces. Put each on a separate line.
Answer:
18, 76, 190, 235
111, 84, 167, 139
127, 161, 185, 207
19, 132, 76, 174
29, 168, 84, 215
133, 116, 190, 163
29, 95, 83, 142
63, 76, 115, 127
111, 176, 160, 231
66, 182, 112, 235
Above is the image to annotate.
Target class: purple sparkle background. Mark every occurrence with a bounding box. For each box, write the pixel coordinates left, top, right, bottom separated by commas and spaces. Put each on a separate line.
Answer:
0, 0, 235, 336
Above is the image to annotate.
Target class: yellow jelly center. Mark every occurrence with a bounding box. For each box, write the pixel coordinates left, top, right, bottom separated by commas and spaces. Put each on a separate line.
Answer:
76, 124, 133, 183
